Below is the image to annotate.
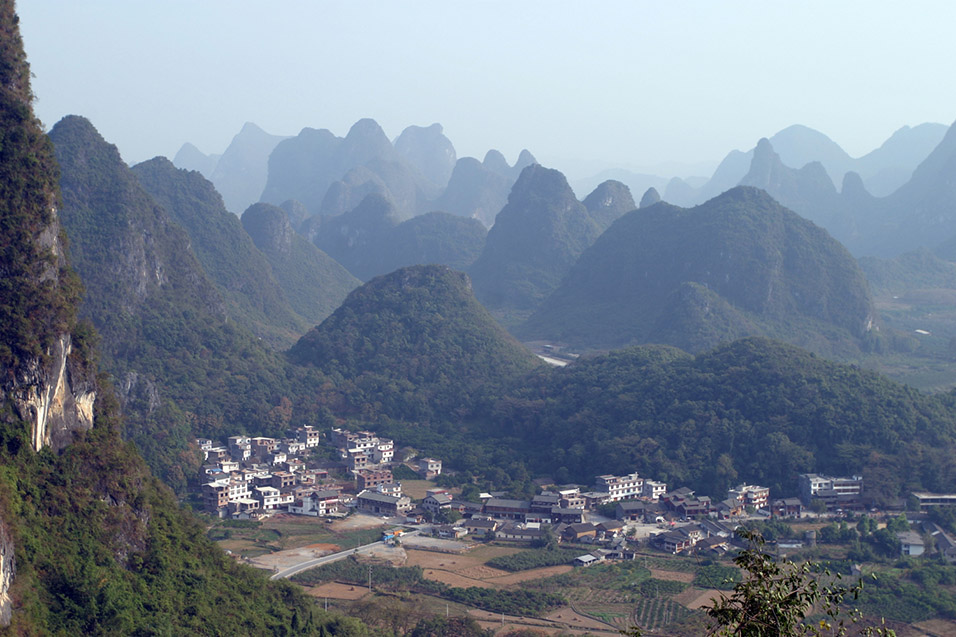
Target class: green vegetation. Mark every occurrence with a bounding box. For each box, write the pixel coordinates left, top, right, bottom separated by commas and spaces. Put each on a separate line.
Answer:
484, 338, 956, 500
132, 156, 315, 346
703, 532, 895, 636
0, 0, 80, 384
693, 564, 742, 591
0, 7, 369, 632
50, 115, 340, 491
290, 264, 543, 421
240, 201, 359, 325
485, 547, 576, 571
313, 194, 486, 282
519, 187, 876, 357
469, 164, 601, 311
631, 598, 692, 632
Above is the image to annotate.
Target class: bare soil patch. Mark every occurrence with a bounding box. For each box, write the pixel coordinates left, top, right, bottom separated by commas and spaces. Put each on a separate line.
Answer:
405, 549, 485, 571
247, 543, 341, 570
675, 586, 722, 609
401, 535, 472, 553
465, 544, 522, 561
650, 568, 695, 583
485, 565, 574, 586
422, 568, 500, 589
305, 582, 370, 601
330, 513, 387, 531
305, 543, 341, 552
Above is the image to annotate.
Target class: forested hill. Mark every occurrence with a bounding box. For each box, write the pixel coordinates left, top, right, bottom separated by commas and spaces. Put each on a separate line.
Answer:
289, 265, 544, 420
0, 3, 363, 633
518, 186, 877, 356
131, 156, 314, 346
50, 115, 328, 491
239, 201, 359, 324
485, 338, 956, 502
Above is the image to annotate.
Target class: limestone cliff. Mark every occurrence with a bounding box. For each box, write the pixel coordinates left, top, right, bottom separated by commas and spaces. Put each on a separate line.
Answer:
13, 333, 95, 452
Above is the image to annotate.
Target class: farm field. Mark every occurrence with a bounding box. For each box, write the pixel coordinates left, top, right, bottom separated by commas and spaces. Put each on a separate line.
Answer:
208, 513, 386, 559
294, 543, 718, 635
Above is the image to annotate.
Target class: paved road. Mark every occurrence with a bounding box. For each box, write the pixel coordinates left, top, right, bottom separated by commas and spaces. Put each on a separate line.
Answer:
269, 530, 419, 581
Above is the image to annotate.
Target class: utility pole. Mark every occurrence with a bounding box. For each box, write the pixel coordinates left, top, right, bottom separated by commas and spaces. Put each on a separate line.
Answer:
368, 564, 372, 592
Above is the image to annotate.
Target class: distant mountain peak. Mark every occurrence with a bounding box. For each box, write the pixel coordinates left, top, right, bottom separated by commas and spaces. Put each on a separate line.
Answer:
639, 187, 661, 208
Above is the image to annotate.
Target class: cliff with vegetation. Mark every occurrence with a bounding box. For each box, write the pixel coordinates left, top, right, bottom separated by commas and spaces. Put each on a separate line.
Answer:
0, 3, 367, 633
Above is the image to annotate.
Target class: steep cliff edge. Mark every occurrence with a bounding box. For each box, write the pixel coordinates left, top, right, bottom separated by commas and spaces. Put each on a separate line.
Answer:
0, 5, 96, 458
0, 4, 361, 633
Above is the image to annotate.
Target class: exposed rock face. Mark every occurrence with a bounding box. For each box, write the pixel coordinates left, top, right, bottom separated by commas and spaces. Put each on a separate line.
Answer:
583, 180, 636, 231
242, 202, 295, 256
0, 517, 13, 626
14, 334, 95, 453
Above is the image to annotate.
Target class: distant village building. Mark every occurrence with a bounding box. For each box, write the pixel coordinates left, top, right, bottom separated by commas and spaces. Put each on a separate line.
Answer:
898, 531, 925, 557
355, 468, 392, 491
594, 472, 644, 502
419, 458, 442, 479
642, 480, 667, 501
288, 490, 340, 517
295, 425, 322, 448
911, 492, 956, 511
355, 490, 412, 517
799, 474, 863, 510
727, 484, 770, 510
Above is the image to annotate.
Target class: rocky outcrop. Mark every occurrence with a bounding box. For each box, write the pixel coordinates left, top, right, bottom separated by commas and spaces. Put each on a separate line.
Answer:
583, 180, 636, 232
0, 516, 14, 626
14, 334, 95, 453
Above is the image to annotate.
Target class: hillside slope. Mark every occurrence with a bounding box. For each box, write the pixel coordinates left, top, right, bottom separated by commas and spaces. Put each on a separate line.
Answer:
132, 156, 311, 345
290, 265, 543, 419
519, 187, 877, 356
0, 4, 362, 633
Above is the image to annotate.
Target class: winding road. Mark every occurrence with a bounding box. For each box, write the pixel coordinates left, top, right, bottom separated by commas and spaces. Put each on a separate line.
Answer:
269, 530, 419, 581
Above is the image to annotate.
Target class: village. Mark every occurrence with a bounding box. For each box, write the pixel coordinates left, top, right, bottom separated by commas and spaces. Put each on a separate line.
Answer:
193, 424, 956, 562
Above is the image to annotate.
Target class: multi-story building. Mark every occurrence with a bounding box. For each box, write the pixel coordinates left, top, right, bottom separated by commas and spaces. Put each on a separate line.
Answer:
295, 425, 322, 449
594, 473, 645, 502
371, 439, 394, 464
419, 458, 442, 478
270, 471, 296, 490
254, 486, 283, 511
289, 490, 340, 517
643, 480, 667, 501
355, 468, 392, 491
799, 474, 863, 506
912, 492, 956, 511
727, 484, 770, 509
227, 435, 251, 462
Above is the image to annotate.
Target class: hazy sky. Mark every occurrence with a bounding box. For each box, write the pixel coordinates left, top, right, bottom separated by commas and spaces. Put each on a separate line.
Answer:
18, 1, 956, 179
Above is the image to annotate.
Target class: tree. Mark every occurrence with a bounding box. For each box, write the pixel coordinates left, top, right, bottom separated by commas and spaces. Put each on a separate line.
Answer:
702, 531, 895, 636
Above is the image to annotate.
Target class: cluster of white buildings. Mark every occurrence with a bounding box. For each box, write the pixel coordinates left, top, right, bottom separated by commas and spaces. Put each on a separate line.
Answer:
198, 425, 443, 520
